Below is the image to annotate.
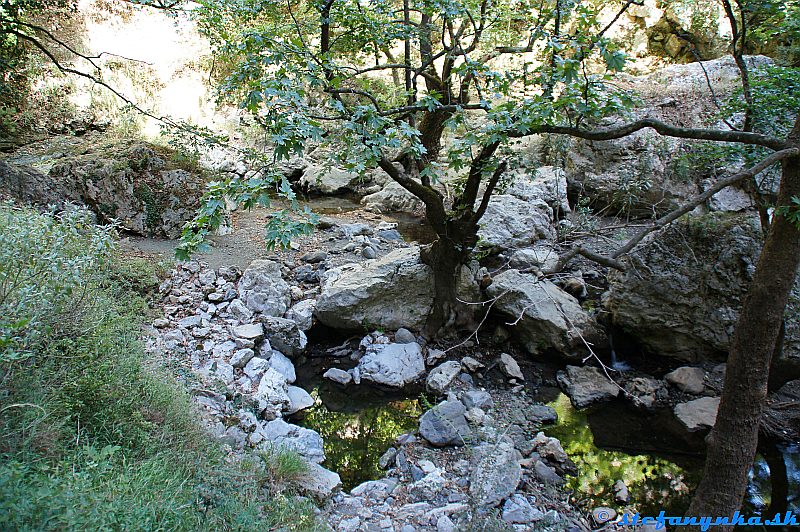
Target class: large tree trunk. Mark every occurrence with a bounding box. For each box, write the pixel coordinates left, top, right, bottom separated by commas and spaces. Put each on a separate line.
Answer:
419, 218, 479, 338
686, 123, 800, 529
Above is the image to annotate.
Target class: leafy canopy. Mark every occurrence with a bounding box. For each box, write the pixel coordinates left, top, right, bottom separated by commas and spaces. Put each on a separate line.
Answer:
178, 0, 635, 254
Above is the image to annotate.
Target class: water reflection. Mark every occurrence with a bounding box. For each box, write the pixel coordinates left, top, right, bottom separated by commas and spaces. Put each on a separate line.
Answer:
294, 381, 422, 490
542, 393, 702, 515
542, 392, 799, 519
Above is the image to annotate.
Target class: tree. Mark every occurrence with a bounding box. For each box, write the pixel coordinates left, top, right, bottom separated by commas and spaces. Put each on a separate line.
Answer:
182, 0, 799, 523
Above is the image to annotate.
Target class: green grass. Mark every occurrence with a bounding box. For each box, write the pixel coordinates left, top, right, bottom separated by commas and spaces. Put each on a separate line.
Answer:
0, 203, 322, 531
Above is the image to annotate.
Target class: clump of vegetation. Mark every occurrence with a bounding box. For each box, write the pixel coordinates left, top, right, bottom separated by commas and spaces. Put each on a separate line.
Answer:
0, 202, 320, 530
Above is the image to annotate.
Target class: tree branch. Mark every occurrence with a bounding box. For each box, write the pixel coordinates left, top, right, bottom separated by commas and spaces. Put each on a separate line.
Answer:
546, 147, 800, 273
512, 118, 787, 150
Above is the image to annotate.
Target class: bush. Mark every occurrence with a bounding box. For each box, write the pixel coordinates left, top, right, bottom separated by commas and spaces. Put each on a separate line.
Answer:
0, 202, 321, 530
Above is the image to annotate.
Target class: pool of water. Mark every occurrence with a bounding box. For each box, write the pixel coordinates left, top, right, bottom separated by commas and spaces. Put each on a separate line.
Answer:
292, 356, 799, 516
537, 388, 800, 519
291, 358, 423, 491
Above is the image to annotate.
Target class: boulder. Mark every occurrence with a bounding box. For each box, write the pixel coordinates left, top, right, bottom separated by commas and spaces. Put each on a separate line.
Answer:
317, 248, 433, 330
323, 367, 353, 385
419, 400, 471, 447
0, 137, 206, 237
262, 316, 308, 358
358, 342, 426, 388
674, 396, 720, 432
238, 260, 291, 316
286, 386, 315, 414
485, 270, 606, 359
426, 361, 462, 394
557, 365, 620, 409
469, 439, 522, 507
257, 418, 326, 463
300, 164, 359, 194
361, 180, 423, 212
296, 462, 341, 500
665, 366, 706, 394
478, 195, 554, 251
607, 212, 800, 362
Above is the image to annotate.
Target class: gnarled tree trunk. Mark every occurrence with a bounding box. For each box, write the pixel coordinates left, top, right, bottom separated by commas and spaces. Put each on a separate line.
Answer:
419, 217, 480, 338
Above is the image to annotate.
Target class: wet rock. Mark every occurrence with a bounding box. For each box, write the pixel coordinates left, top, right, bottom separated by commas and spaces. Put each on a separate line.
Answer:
460, 390, 493, 411
674, 396, 720, 432
238, 260, 291, 316
469, 439, 522, 507
324, 368, 353, 385
358, 342, 426, 388
419, 400, 471, 447
557, 365, 620, 408
499, 353, 524, 380
262, 316, 308, 358
502, 494, 543, 524
665, 366, 706, 394
486, 270, 606, 359
287, 386, 315, 414
426, 361, 462, 394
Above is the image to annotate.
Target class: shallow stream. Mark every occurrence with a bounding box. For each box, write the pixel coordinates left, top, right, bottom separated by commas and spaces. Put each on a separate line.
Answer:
294, 357, 799, 518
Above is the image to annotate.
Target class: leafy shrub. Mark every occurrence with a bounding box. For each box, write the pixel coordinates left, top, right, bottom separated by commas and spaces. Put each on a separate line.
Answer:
0, 203, 320, 530
0, 202, 115, 363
